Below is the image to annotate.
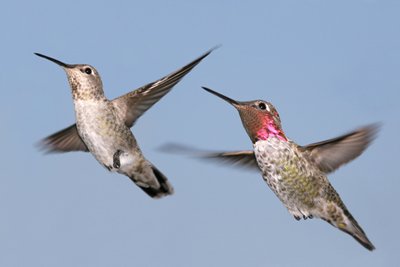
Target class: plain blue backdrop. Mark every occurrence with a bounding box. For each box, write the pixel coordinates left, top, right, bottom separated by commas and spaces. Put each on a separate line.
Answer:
1, 1, 399, 266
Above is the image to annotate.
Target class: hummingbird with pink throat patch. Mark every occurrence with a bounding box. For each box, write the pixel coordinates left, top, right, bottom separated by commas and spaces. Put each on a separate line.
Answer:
168, 86, 379, 250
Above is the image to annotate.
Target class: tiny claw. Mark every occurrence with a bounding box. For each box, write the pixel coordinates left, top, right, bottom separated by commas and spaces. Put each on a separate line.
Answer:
113, 150, 123, 169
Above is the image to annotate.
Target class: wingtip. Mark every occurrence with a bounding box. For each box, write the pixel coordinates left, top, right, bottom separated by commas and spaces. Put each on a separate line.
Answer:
367, 122, 382, 133
158, 143, 204, 157
198, 45, 221, 60
157, 143, 188, 154
35, 138, 62, 155
360, 122, 382, 142
35, 137, 51, 153
209, 44, 222, 53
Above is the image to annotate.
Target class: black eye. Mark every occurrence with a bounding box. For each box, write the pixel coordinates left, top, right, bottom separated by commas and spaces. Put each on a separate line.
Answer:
84, 68, 92, 74
258, 102, 266, 110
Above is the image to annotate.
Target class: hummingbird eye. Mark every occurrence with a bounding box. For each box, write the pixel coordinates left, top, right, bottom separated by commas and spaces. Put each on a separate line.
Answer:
258, 102, 267, 110
84, 67, 92, 75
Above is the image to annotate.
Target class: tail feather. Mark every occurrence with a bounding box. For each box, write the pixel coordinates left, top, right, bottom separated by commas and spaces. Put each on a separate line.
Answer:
130, 164, 174, 199
339, 210, 375, 251
322, 208, 375, 251
342, 223, 375, 251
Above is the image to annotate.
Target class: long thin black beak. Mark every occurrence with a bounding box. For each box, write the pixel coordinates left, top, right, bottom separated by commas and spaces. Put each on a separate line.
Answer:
34, 53, 73, 68
202, 86, 240, 107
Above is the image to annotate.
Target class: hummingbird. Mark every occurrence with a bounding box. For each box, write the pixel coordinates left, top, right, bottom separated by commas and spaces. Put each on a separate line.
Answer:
171, 86, 378, 250
35, 48, 214, 198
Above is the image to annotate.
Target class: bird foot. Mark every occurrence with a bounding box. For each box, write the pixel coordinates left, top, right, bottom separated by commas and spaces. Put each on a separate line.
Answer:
113, 149, 124, 169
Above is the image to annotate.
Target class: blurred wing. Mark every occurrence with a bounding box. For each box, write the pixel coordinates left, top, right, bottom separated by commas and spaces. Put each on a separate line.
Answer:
40, 124, 88, 153
301, 123, 380, 173
112, 48, 215, 128
160, 143, 258, 171
205, 150, 259, 170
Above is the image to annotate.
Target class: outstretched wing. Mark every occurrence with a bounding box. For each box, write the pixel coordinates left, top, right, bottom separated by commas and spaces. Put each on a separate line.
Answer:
160, 143, 258, 171
205, 150, 258, 170
112, 48, 216, 128
301, 123, 380, 173
39, 124, 88, 153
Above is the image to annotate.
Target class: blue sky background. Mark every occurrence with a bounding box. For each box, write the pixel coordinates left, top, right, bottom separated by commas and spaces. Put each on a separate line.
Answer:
1, 1, 399, 266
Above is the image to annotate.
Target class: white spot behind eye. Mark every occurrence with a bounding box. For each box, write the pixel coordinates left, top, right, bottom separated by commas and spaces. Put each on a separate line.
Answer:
265, 103, 271, 112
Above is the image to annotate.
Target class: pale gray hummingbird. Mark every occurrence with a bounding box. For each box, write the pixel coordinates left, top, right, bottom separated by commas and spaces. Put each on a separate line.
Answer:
35, 48, 214, 198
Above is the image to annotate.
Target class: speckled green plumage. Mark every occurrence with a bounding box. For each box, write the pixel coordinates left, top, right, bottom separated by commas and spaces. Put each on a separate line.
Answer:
167, 74, 378, 250
254, 137, 373, 250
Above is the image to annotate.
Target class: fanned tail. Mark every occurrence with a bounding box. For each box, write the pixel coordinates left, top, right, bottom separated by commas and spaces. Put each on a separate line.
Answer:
129, 164, 174, 199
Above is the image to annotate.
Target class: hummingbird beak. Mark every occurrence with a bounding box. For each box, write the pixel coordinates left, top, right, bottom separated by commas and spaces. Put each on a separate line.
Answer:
34, 53, 74, 68
202, 87, 242, 108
